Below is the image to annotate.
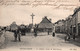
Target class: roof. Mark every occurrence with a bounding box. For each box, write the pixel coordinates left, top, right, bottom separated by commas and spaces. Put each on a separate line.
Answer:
72, 7, 80, 16
38, 16, 53, 28
40, 16, 51, 23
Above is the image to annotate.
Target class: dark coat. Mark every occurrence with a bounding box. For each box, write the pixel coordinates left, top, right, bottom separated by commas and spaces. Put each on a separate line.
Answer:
52, 32, 55, 37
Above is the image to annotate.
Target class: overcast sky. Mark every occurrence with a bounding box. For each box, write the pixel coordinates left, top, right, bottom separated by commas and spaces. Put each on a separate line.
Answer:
0, 0, 80, 26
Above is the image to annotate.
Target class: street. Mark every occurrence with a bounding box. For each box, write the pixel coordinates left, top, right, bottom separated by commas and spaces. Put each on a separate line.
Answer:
1, 31, 80, 50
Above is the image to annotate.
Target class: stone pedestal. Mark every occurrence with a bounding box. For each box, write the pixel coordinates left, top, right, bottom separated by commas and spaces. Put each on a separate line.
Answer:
31, 28, 34, 33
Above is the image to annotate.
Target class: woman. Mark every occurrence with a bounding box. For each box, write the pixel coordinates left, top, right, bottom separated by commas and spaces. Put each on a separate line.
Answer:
52, 27, 55, 37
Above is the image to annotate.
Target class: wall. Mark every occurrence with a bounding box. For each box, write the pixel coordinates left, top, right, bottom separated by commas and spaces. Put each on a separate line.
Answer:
78, 11, 80, 23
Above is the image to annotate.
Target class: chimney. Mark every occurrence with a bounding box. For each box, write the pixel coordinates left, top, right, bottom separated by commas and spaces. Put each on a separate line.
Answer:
49, 18, 52, 22
44, 16, 47, 18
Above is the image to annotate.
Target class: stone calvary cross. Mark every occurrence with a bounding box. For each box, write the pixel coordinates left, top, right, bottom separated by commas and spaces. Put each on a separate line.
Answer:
31, 13, 35, 26
30, 13, 35, 32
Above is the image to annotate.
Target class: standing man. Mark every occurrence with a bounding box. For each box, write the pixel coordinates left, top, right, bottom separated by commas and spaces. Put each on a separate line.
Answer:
48, 30, 49, 35
17, 28, 21, 42
10, 22, 21, 42
34, 28, 37, 37
73, 33, 75, 40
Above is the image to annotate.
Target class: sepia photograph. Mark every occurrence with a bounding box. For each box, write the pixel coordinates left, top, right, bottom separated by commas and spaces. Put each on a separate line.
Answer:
0, 0, 80, 51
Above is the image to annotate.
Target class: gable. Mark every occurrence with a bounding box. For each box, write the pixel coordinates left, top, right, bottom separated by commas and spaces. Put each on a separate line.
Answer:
38, 17, 53, 28
40, 17, 51, 23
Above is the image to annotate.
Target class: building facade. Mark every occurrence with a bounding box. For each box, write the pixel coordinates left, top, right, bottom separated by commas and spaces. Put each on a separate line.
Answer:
54, 7, 80, 37
55, 20, 65, 33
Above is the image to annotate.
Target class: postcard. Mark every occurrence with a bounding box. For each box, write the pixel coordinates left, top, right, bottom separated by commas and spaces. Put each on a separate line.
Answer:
0, 0, 80, 51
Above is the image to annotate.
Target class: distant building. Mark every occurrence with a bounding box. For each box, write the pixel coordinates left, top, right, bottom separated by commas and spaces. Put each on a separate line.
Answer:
38, 16, 53, 32
55, 20, 65, 33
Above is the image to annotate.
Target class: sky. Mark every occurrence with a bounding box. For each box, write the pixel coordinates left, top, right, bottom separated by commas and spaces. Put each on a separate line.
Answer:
0, 0, 80, 26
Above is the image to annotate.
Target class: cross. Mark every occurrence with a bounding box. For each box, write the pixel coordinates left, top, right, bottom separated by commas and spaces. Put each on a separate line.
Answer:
31, 13, 35, 25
